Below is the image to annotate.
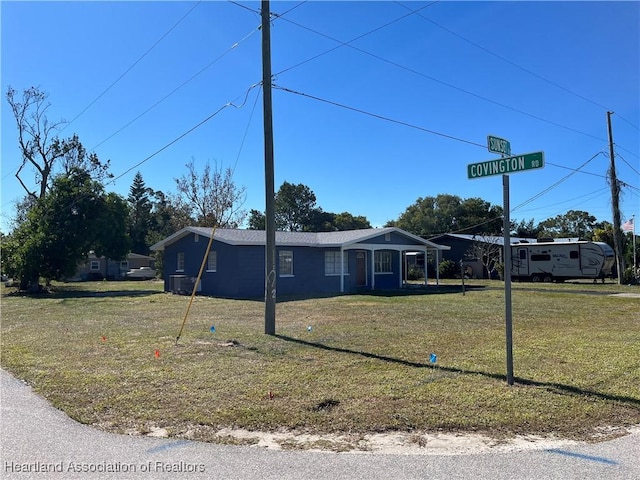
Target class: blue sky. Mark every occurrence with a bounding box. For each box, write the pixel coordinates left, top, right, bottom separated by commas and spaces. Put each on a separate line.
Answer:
1, 1, 639, 234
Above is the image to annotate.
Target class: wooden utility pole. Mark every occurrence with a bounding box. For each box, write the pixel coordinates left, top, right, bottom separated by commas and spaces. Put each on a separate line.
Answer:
262, 0, 276, 334
607, 111, 625, 284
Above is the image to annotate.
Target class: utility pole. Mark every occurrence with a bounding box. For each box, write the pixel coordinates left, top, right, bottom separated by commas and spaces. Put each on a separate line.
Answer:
262, 0, 276, 334
607, 111, 625, 285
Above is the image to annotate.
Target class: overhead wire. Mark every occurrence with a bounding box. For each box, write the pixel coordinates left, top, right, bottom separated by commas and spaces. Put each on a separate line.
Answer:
61, 1, 202, 133
394, 1, 640, 133
272, 84, 486, 149
106, 83, 260, 188
272, 82, 631, 220
90, 24, 262, 152
273, 9, 611, 145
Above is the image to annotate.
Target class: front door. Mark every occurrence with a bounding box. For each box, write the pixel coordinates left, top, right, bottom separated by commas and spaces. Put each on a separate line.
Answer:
356, 251, 367, 286
516, 248, 529, 276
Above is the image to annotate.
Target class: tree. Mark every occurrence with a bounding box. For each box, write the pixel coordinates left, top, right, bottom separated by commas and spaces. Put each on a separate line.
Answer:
388, 194, 503, 237
332, 212, 371, 231
174, 159, 246, 227
537, 210, 597, 239
247, 209, 266, 230
6, 168, 129, 290
127, 172, 153, 254
248, 182, 372, 232
466, 235, 502, 279
513, 218, 540, 238
274, 181, 317, 231
6, 86, 111, 202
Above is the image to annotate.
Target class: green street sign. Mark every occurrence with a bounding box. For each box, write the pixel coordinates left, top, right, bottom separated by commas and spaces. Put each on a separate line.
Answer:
487, 135, 511, 156
468, 151, 544, 179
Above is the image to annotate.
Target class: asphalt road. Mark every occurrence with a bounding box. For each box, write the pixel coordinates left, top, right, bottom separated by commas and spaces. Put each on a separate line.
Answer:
1, 369, 638, 480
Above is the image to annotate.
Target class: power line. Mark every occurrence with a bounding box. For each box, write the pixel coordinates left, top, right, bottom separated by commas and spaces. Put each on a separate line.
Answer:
512, 151, 607, 212
89, 24, 261, 152
615, 152, 640, 176
274, 2, 439, 77
272, 84, 486, 149
60, 1, 202, 133
274, 10, 611, 145
106, 83, 260, 187
514, 187, 610, 215
394, 1, 640, 132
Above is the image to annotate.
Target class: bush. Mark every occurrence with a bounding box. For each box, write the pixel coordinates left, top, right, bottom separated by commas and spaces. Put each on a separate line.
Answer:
622, 266, 639, 285
438, 259, 457, 279
407, 265, 424, 281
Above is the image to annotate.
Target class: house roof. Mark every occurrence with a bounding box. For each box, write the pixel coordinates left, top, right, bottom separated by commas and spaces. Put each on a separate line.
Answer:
150, 226, 450, 251
428, 233, 537, 246
428, 233, 582, 246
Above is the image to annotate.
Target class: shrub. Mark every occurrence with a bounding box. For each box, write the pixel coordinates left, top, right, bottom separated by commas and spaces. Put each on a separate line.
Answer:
438, 259, 457, 279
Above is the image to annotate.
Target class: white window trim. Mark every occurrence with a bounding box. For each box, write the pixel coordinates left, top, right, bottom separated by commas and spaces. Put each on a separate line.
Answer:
177, 252, 185, 272
279, 250, 294, 277
206, 251, 217, 272
325, 251, 349, 276
374, 251, 393, 274
90, 261, 100, 271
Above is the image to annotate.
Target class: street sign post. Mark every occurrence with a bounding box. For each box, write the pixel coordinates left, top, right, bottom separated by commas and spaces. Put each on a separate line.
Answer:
487, 135, 511, 156
467, 151, 544, 179
467, 141, 544, 386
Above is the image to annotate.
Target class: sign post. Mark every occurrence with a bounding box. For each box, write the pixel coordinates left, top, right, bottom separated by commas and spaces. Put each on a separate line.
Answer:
466, 138, 544, 386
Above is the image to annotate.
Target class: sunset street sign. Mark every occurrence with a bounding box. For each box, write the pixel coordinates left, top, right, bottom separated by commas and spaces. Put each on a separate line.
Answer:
487, 135, 511, 156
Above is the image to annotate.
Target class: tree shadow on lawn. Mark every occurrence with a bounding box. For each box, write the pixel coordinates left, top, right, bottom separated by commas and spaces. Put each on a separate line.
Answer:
275, 334, 640, 408
2, 285, 164, 300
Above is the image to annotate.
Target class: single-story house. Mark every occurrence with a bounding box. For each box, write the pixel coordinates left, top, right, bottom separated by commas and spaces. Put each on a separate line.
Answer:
70, 252, 156, 281
150, 227, 450, 298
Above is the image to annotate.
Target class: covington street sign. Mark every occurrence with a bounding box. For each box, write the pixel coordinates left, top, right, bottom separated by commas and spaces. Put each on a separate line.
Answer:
467, 151, 545, 179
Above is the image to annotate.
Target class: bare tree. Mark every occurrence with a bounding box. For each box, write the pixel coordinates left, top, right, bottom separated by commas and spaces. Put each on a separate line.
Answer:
174, 159, 246, 228
6, 86, 111, 201
466, 235, 503, 279
7, 86, 65, 200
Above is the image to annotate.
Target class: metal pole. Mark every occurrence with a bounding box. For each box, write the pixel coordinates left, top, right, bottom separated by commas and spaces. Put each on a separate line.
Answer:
503, 174, 514, 385
262, 0, 276, 335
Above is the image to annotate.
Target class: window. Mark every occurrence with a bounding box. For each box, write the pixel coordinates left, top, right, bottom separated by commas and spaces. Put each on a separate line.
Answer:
385, 233, 391, 242
531, 254, 551, 262
325, 251, 348, 275
279, 250, 293, 276
207, 251, 217, 272
519, 250, 527, 260
177, 252, 185, 271
120, 261, 129, 270
90, 261, 100, 271
194, 233, 199, 242
570, 251, 579, 259
375, 251, 392, 273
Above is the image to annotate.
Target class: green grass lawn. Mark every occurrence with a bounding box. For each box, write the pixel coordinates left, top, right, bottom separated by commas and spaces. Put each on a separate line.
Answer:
1, 279, 639, 448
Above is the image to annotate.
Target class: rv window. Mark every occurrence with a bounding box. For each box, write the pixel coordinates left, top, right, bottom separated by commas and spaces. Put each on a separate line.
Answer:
570, 251, 579, 259
531, 254, 551, 262
519, 250, 527, 260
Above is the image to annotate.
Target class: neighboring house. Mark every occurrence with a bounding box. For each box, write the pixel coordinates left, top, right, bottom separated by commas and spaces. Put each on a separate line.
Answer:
71, 252, 156, 281
150, 227, 450, 298
428, 234, 538, 279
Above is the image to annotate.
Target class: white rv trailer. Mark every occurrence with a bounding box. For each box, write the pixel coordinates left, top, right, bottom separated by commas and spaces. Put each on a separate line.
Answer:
510, 241, 615, 282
